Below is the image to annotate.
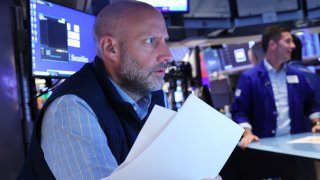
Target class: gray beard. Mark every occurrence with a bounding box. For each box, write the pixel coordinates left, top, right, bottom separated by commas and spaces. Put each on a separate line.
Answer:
117, 43, 166, 97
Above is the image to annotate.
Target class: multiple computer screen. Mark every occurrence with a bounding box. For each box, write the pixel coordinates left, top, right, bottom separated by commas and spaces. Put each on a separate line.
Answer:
27, 0, 320, 78
28, 0, 190, 78
200, 32, 320, 75
28, 0, 96, 78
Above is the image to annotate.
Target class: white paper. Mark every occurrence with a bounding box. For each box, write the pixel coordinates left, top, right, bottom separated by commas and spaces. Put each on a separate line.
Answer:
103, 94, 244, 180
113, 105, 176, 172
287, 136, 320, 144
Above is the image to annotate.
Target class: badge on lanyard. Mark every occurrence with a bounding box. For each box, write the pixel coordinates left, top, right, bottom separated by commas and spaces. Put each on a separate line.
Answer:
286, 75, 299, 84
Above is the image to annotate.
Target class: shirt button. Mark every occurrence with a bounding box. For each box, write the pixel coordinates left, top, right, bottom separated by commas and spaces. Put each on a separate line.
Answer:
272, 130, 276, 134
273, 111, 277, 115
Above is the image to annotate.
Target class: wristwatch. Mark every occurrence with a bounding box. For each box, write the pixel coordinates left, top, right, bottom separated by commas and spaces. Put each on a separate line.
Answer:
313, 121, 320, 127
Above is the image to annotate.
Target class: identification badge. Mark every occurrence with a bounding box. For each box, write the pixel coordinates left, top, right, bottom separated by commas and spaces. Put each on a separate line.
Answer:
235, 89, 241, 97
286, 75, 299, 84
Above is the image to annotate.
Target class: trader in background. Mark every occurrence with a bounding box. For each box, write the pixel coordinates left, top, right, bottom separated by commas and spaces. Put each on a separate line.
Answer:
231, 25, 320, 149
289, 34, 320, 104
248, 41, 265, 66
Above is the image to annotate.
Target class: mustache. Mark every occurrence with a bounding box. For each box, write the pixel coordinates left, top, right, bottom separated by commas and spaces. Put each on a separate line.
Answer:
151, 62, 168, 70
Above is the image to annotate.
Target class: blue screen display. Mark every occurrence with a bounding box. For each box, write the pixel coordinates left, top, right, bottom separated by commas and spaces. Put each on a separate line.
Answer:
202, 47, 222, 74
137, 0, 189, 13
219, 43, 251, 71
29, 0, 96, 77
295, 32, 320, 59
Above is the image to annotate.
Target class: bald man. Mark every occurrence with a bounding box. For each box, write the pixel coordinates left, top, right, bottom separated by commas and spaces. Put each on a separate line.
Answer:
18, 1, 173, 179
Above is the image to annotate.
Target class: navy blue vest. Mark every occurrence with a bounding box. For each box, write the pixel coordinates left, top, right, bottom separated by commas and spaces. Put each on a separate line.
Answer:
18, 57, 165, 179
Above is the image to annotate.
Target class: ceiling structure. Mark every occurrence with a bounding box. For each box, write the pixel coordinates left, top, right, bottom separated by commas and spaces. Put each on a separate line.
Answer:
43, 0, 320, 43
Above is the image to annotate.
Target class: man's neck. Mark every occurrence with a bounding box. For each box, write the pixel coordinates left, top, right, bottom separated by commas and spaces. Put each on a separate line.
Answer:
108, 75, 147, 102
266, 54, 284, 72
122, 88, 146, 102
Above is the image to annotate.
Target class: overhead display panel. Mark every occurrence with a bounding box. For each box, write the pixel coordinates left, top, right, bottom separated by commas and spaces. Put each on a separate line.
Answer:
185, 0, 231, 18
236, 0, 299, 17
306, 0, 320, 10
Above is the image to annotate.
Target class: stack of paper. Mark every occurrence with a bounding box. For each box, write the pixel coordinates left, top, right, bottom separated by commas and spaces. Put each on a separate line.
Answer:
103, 94, 244, 180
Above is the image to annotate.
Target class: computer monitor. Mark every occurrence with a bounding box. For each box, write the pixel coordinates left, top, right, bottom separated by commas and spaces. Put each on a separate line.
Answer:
170, 47, 190, 61
306, 0, 320, 10
137, 0, 189, 13
28, 0, 96, 78
236, 0, 299, 17
201, 46, 223, 74
219, 43, 252, 71
294, 31, 320, 59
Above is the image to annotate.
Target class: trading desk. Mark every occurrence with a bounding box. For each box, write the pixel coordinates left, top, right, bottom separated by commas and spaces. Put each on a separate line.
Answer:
248, 132, 320, 160
221, 132, 320, 180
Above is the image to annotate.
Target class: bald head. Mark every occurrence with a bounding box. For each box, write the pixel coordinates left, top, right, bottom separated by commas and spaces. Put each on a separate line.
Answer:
93, 1, 163, 56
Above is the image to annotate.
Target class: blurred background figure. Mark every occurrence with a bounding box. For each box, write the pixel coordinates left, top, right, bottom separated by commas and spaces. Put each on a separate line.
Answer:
248, 42, 265, 66
231, 25, 320, 149
288, 34, 320, 104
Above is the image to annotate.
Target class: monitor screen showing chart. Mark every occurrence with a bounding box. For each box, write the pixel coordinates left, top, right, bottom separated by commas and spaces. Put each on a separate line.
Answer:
28, 0, 96, 77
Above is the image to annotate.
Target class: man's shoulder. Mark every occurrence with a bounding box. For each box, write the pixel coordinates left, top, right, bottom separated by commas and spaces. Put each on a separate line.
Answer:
50, 94, 88, 107
45, 94, 95, 119
241, 65, 262, 77
286, 65, 320, 90
287, 65, 311, 78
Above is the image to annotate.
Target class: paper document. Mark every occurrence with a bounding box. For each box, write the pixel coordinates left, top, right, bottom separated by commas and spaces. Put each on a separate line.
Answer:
113, 105, 176, 172
103, 94, 244, 180
287, 136, 320, 144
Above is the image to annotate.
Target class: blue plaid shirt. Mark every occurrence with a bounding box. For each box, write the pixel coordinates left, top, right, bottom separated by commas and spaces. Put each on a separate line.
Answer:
41, 81, 170, 179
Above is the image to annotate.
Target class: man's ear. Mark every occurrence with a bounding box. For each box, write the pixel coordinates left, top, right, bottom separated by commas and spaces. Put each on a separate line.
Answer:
99, 36, 118, 61
269, 40, 277, 50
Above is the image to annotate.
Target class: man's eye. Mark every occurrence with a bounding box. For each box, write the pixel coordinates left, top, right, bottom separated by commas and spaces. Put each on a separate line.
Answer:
146, 38, 155, 45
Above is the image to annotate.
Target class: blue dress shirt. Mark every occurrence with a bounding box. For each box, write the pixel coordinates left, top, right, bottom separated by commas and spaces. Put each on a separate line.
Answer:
263, 60, 290, 136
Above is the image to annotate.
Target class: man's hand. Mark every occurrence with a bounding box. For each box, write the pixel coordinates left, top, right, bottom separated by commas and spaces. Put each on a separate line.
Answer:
312, 121, 320, 133
239, 128, 259, 149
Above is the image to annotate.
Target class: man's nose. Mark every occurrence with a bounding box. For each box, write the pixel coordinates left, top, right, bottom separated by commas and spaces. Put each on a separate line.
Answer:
158, 43, 173, 63
290, 42, 296, 49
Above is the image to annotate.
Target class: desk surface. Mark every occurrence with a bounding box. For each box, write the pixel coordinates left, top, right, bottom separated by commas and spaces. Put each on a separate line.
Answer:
248, 132, 320, 160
